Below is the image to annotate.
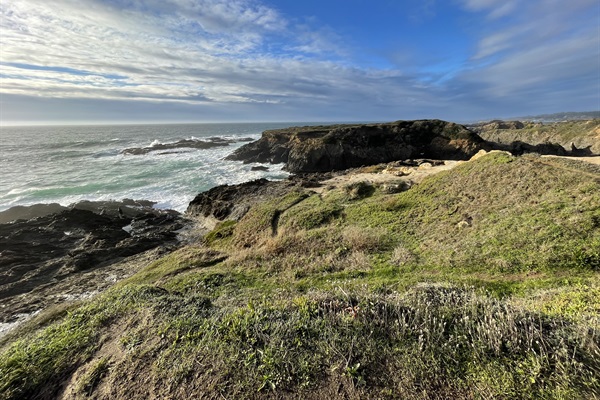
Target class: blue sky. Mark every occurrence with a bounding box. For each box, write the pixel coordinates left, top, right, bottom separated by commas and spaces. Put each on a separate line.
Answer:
0, 0, 598, 125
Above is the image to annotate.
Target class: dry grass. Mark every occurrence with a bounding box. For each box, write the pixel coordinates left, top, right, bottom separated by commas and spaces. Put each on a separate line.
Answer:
4, 284, 598, 399
2, 152, 600, 399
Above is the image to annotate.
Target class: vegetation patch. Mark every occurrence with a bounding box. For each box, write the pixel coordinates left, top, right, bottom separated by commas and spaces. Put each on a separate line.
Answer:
1, 285, 598, 399
2, 152, 600, 399
231, 189, 309, 247
279, 194, 344, 230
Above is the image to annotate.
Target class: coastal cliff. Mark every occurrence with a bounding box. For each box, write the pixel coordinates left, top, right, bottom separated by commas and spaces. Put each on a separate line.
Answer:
227, 119, 487, 172
1, 121, 600, 399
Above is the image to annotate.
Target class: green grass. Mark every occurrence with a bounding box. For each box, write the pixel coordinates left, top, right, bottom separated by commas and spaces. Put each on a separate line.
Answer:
2, 284, 598, 399
1, 152, 599, 399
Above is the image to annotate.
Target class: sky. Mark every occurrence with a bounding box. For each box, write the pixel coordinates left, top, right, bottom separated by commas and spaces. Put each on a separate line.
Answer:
0, 0, 598, 125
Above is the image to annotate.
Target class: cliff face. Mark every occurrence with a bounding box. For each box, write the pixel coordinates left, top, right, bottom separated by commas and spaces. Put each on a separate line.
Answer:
226, 120, 487, 172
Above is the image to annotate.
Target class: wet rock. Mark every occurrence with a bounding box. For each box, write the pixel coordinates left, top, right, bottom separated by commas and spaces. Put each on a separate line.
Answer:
122, 137, 254, 155
0, 206, 185, 321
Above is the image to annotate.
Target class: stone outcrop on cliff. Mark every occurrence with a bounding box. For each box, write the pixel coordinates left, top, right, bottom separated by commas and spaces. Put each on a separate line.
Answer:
226, 120, 487, 173
186, 178, 297, 228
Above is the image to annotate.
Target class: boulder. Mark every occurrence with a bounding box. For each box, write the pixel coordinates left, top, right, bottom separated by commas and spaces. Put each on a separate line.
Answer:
226, 120, 488, 173
186, 179, 297, 229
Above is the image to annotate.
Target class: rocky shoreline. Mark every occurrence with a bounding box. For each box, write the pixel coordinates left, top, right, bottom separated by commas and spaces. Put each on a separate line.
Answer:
0, 200, 186, 331
226, 119, 597, 172
1, 118, 598, 338
226, 119, 486, 172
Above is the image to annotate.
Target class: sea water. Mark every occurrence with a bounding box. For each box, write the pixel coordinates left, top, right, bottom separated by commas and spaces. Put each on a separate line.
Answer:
0, 122, 313, 213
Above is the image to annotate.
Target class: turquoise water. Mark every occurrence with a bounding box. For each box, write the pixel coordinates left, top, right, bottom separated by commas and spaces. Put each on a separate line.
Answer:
0, 123, 307, 212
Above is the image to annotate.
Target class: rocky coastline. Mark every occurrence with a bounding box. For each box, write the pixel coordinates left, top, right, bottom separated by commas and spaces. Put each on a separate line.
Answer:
226, 119, 487, 172
0, 200, 185, 330
1, 118, 598, 337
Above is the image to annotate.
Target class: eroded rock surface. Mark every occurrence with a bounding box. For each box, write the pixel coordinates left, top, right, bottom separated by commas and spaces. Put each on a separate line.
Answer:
226, 120, 487, 172
186, 178, 297, 229
0, 204, 185, 323
469, 119, 599, 155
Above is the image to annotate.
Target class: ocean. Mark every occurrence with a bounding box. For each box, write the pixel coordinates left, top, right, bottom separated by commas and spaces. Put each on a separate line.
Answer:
0, 122, 314, 213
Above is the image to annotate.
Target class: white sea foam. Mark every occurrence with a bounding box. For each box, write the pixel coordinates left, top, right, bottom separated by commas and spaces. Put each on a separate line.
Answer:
0, 122, 310, 213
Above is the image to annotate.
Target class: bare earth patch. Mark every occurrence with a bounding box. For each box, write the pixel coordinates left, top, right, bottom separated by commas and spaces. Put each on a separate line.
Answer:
542, 155, 600, 165
312, 160, 462, 194
314, 154, 600, 194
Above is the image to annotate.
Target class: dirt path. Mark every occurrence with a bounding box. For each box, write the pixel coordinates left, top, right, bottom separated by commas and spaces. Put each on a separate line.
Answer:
313, 154, 600, 193
542, 155, 600, 165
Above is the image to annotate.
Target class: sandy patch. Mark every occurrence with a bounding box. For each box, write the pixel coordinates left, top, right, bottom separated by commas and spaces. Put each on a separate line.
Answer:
312, 160, 462, 193
542, 155, 600, 165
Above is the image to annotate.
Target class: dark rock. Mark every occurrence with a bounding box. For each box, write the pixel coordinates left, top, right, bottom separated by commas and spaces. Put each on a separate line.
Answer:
0, 206, 185, 318
570, 143, 593, 156
250, 165, 269, 171
490, 141, 568, 156
122, 137, 254, 155
0, 199, 170, 224
0, 203, 68, 224
186, 179, 297, 226
226, 120, 487, 173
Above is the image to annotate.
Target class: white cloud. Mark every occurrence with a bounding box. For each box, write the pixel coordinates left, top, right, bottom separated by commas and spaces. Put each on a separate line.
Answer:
452, 0, 599, 115
0, 0, 597, 123
0, 0, 430, 111
460, 0, 518, 18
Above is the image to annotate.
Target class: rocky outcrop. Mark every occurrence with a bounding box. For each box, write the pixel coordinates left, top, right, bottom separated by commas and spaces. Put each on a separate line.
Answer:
186, 178, 297, 228
122, 137, 254, 155
226, 120, 487, 173
0, 199, 165, 224
469, 119, 600, 155
0, 205, 185, 320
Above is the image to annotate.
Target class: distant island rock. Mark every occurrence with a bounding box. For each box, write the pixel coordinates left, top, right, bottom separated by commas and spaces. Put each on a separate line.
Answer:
122, 137, 254, 155
226, 120, 487, 173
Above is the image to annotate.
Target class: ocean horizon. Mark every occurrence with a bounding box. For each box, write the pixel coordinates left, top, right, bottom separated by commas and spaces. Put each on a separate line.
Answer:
0, 122, 347, 214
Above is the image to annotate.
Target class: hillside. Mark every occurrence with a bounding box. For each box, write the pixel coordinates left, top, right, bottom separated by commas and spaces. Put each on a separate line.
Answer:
471, 119, 600, 155
1, 151, 599, 399
513, 111, 600, 122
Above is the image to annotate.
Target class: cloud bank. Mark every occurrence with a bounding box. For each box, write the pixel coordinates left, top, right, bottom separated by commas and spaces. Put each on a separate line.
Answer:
0, 0, 598, 123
